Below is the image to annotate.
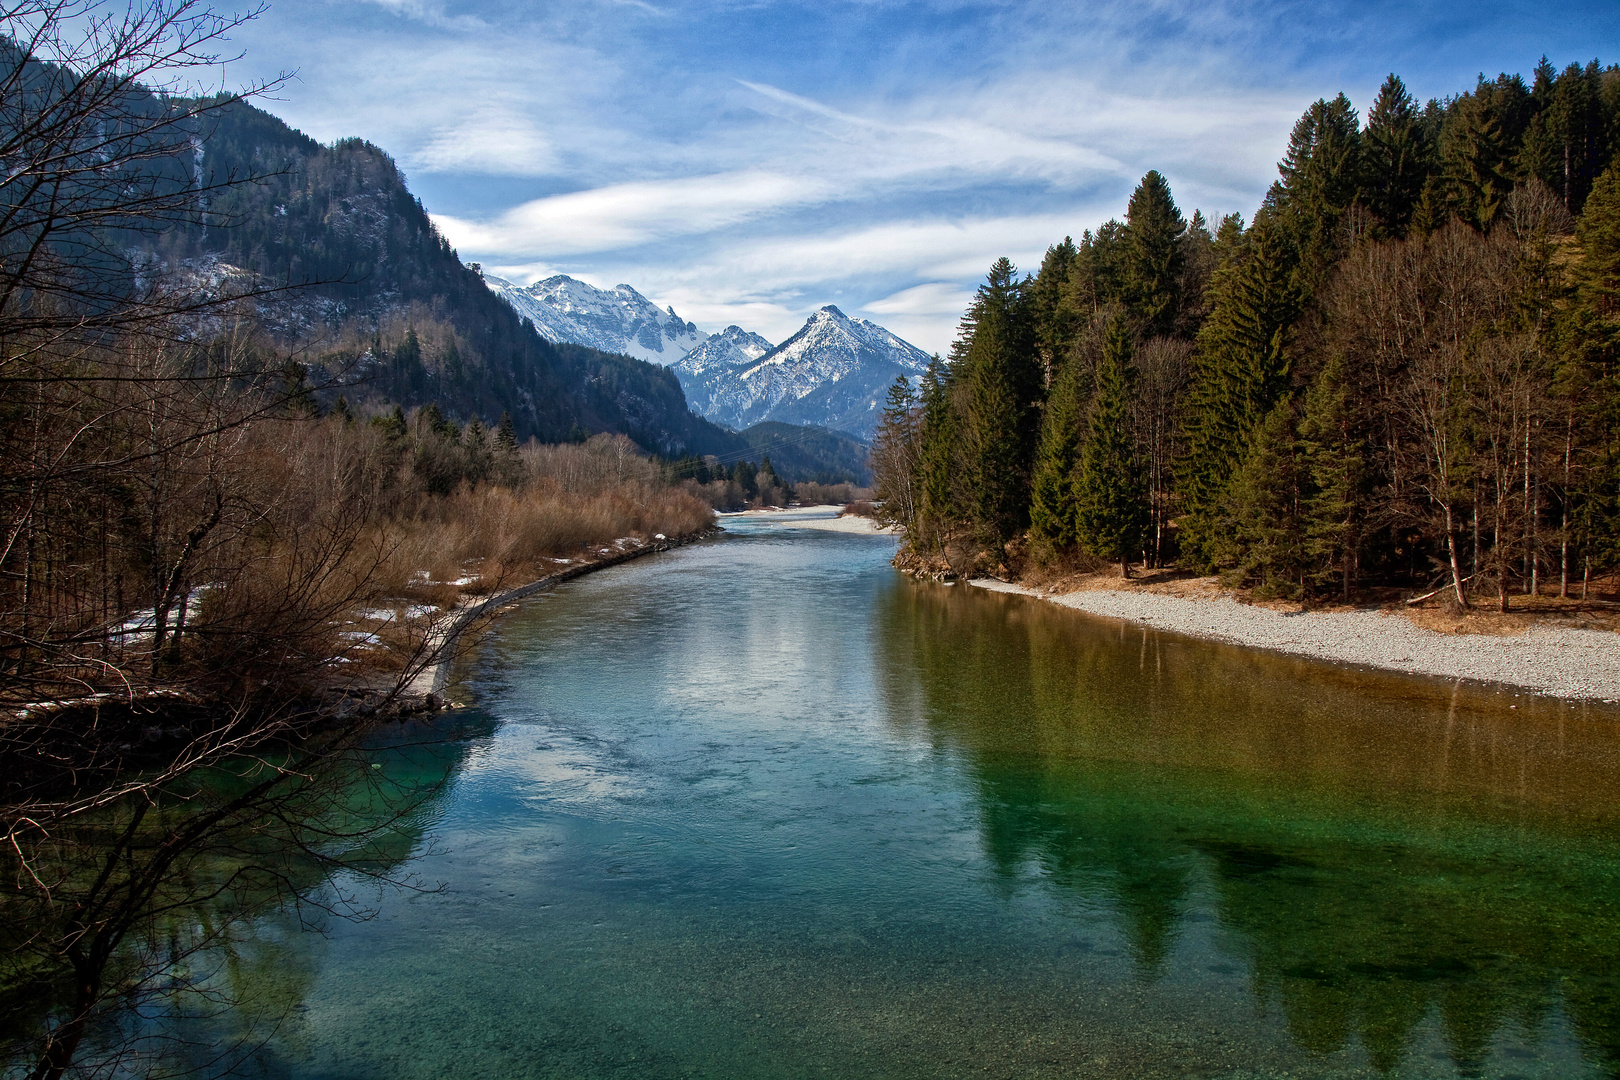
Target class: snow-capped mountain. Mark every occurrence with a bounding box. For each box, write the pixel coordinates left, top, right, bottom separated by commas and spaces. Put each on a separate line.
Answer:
674, 306, 931, 440
484, 273, 931, 440
670, 325, 773, 417
485, 274, 704, 366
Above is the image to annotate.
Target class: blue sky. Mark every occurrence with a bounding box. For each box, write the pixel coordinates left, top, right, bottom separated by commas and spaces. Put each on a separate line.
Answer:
225, 0, 1620, 354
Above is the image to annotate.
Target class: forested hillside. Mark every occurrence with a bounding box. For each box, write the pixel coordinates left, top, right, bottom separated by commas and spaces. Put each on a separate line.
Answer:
150, 97, 743, 455
874, 61, 1620, 606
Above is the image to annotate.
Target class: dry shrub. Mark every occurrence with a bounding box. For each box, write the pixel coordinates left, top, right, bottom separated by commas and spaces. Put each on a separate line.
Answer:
799, 482, 863, 506
840, 499, 876, 518
379, 467, 713, 589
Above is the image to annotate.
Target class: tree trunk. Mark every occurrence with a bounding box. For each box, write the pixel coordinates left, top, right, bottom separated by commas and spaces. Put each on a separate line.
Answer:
1444, 504, 1468, 608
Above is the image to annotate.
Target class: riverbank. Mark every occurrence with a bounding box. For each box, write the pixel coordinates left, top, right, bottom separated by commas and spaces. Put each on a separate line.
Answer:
398, 528, 720, 708
722, 506, 894, 534
969, 576, 1620, 701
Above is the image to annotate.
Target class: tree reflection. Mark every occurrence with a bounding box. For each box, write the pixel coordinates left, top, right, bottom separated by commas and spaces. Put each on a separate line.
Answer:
0, 710, 494, 1079
873, 578, 1620, 1076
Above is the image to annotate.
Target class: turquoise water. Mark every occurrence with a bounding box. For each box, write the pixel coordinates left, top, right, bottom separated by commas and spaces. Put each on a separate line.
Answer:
237, 514, 1620, 1078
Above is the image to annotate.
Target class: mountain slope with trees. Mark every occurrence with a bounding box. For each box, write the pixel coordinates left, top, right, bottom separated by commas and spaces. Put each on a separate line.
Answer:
142, 97, 741, 455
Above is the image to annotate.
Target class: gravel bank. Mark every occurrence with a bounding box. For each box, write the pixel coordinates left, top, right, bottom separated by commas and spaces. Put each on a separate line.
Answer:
725, 507, 895, 534
970, 578, 1620, 701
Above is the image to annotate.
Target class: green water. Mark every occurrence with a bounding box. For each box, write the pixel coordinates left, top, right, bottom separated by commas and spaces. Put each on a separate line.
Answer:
205, 514, 1620, 1077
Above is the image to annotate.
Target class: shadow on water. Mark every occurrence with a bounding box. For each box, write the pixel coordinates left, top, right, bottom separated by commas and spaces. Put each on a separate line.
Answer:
873, 578, 1620, 1076
0, 709, 497, 1080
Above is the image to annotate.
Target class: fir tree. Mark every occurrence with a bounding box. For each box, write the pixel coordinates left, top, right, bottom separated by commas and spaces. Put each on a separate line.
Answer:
958, 258, 1041, 544
1223, 401, 1307, 597
1074, 317, 1148, 576
1298, 354, 1367, 598
1363, 75, 1432, 238
1176, 208, 1300, 567
1122, 170, 1187, 336
496, 410, 517, 451
1028, 352, 1086, 552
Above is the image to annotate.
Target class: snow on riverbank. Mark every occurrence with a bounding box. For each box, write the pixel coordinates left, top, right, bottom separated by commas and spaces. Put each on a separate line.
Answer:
969, 578, 1620, 702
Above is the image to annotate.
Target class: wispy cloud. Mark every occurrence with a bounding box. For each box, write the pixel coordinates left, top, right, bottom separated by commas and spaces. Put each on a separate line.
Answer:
229, 0, 1620, 353
436, 171, 840, 255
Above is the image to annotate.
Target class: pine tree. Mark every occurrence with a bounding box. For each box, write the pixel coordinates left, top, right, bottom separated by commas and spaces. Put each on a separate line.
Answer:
1298, 354, 1367, 598
1028, 352, 1086, 552
1363, 74, 1432, 238
1074, 317, 1148, 576
496, 410, 517, 451
1122, 171, 1188, 336
1176, 207, 1300, 567
1223, 401, 1307, 597
958, 258, 1042, 544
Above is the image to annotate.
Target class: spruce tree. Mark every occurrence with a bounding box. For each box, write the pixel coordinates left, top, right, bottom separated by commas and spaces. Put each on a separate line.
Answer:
1364, 75, 1432, 238
1030, 237, 1082, 375
1028, 353, 1086, 552
1276, 94, 1363, 295
1176, 207, 1300, 567
1440, 84, 1517, 230
1223, 401, 1307, 597
913, 356, 960, 551
1074, 318, 1148, 576
1298, 354, 1367, 598
1569, 162, 1620, 572
958, 258, 1042, 544
1122, 170, 1187, 336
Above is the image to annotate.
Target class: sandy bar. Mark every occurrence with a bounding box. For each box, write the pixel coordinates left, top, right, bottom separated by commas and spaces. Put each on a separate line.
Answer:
722, 506, 896, 534
969, 578, 1620, 702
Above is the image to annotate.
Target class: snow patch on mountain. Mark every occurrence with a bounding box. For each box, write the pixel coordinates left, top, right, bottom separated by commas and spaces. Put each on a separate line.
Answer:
486, 274, 704, 366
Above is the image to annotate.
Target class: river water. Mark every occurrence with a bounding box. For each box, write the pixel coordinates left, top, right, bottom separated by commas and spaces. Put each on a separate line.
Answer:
241, 512, 1620, 1079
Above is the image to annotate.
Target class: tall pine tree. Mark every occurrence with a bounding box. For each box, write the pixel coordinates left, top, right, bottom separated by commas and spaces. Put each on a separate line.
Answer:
958, 258, 1042, 545
1121, 171, 1187, 337
1028, 350, 1087, 552
1364, 75, 1432, 238
1176, 207, 1300, 567
1074, 317, 1148, 576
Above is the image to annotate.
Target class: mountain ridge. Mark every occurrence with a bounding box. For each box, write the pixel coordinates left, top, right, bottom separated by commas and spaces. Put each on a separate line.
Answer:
675, 305, 931, 439
486, 275, 704, 366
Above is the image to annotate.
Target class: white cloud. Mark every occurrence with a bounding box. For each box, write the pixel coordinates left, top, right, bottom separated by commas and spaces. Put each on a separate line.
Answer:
863, 282, 978, 318
414, 108, 558, 176
435, 171, 840, 255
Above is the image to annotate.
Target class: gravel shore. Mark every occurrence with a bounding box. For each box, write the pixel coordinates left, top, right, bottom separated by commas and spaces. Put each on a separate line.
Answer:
725, 506, 894, 534
970, 578, 1620, 702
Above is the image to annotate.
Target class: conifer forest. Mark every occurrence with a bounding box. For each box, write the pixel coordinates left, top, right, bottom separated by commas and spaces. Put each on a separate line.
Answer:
873, 64, 1620, 607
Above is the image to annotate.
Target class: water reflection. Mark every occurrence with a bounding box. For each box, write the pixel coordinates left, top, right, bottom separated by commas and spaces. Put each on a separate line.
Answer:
0, 710, 495, 1079
874, 579, 1620, 1075
21, 527, 1620, 1079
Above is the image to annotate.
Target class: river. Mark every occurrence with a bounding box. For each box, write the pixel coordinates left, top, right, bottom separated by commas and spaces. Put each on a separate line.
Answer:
147, 511, 1620, 1077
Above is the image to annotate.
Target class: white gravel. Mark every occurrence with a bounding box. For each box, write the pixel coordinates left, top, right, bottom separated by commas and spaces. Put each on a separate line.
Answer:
970, 578, 1620, 702
726, 507, 895, 534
